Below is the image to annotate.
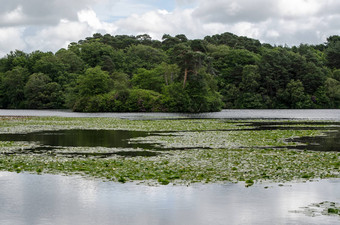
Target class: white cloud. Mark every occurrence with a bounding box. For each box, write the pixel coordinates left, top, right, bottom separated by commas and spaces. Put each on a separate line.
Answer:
0, 5, 25, 26
92, 0, 159, 21
115, 8, 199, 39
0, 27, 25, 56
0, 0, 340, 57
78, 9, 117, 33
193, 0, 276, 23
24, 9, 118, 53
24, 20, 91, 53
0, 7, 120, 56
278, 0, 321, 19
103, 0, 340, 46
0, 0, 95, 27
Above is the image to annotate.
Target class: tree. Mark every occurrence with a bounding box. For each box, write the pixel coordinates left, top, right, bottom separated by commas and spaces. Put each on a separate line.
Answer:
239, 65, 260, 92
235, 93, 264, 109
333, 69, 340, 81
136, 34, 153, 46
172, 43, 206, 88
325, 35, 340, 69
297, 62, 326, 94
111, 72, 130, 92
204, 32, 261, 53
280, 80, 311, 109
258, 48, 292, 101
296, 44, 325, 67
324, 78, 340, 108
125, 45, 167, 75
24, 73, 64, 109
78, 41, 116, 68
157, 63, 180, 86
125, 89, 163, 112
33, 54, 67, 83
211, 46, 260, 85
162, 34, 182, 50
0, 32, 338, 111
55, 48, 85, 74
235, 65, 265, 108
0, 67, 29, 108
131, 68, 164, 93
0, 50, 29, 72
77, 66, 112, 97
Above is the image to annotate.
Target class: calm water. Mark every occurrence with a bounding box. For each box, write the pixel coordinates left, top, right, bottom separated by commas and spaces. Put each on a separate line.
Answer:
0, 172, 340, 225
0, 109, 340, 120
0, 122, 339, 156
1, 109, 340, 224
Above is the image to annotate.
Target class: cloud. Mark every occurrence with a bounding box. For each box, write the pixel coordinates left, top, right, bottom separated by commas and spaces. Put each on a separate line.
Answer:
1, 0, 340, 57
0, 0, 94, 27
0, 27, 25, 56
24, 20, 91, 53
193, 0, 276, 23
24, 9, 117, 54
91, 0, 171, 22
78, 9, 117, 33
112, 0, 340, 47
115, 9, 200, 39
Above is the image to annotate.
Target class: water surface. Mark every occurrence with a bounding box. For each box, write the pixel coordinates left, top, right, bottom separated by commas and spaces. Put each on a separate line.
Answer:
1, 109, 339, 121
0, 172, 339, 225
1, 110, 340, 225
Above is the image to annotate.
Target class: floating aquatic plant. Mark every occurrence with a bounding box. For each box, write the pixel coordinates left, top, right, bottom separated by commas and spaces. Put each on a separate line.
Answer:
0, 117, 339, 186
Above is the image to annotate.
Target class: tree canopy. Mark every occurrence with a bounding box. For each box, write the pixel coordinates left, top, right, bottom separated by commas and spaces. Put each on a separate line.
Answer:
0, 33, 339, 112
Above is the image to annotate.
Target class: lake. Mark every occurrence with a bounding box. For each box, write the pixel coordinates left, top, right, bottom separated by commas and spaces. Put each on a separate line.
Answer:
0, 109, 340, 120
0, 172, 340, 225
0, 109, 340, 224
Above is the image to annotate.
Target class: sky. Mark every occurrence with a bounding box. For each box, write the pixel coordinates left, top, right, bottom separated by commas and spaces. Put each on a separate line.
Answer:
0, 0, 339, 57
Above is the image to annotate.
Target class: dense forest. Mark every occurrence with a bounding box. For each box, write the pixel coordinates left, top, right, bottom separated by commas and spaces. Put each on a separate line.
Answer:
0, 32, 339, 112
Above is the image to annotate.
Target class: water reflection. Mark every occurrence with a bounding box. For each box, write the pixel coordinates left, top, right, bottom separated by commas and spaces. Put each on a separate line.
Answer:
0, 172, 339, 225
0, 130, 150, 148
248, 121, 340, 152
0, 122, 339, 157
0, 130, 162, 157
286, 130, 340, 152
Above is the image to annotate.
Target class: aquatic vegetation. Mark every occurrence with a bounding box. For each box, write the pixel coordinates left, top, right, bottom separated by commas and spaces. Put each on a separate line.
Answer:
131, 129, 325, 149
0, 116, 339, 186
291, 201, 340, 217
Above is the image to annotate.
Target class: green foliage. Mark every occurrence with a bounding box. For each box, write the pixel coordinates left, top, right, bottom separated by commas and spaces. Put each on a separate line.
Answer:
239, 65, 260, 92
111, 71, 130, 91
1, 117, 340, 185
0, 32, 339, 111
324, 78, 340, 108
0, 67, 29, 108
212, 47, 260, 85
204, 32, 261, 53
278, 80, 312, 109
161, 70, 223, 112
55, 48, 85, 74
326, 35, 340, 69
125, 44, 167, 75
125, 89, 164, 112
235, 93, 264, 109
33, 54, 65, 81
24, 73, 64, 109
161, 83, 192, 112
131, 68, 164, 92
77, 66, 112, 96
333, 69, 340, 81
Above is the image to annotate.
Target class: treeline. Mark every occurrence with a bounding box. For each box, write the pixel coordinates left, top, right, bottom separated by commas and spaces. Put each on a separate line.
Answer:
0, 32, 339, 112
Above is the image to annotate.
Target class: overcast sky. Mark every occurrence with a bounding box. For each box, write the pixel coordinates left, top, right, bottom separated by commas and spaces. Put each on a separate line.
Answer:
0, 0, 339, 56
